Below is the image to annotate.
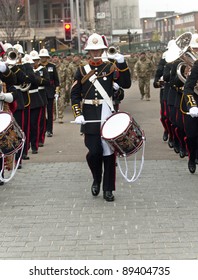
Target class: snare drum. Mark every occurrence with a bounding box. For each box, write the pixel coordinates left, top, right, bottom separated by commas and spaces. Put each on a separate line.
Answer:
0, 111, 25, 156
101, 111, 145, 157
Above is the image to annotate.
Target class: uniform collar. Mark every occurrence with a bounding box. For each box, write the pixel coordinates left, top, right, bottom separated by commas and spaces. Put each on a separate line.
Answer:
89, 59, 103, 66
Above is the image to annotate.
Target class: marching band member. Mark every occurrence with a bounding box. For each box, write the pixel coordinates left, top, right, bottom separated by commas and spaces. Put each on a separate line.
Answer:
13, 43, 31, 160
153, 50, 167, 141
30, 49, 50, 147
39, 48, 60, 137
0, 59, 18, 185
70, 32, 131, 201
22, 53, 48, 154
183, 33, 198, 173
4, 43, 30, 169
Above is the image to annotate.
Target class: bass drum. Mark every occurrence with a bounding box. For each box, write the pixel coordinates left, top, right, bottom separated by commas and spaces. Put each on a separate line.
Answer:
101, 111, 145, 157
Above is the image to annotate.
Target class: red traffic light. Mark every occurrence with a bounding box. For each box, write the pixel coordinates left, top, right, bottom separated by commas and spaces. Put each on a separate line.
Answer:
64, 23, 71, 30
64, 22, 72, 41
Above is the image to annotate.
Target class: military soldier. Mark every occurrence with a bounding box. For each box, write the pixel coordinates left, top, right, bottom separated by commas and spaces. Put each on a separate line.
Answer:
51, 53, 67, 123
134, 51, 154, 101
126, 53, 138, 78
70, 33, 131, 202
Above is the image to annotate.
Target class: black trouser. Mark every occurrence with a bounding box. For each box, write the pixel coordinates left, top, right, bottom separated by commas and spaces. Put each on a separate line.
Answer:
84, 134, 116, 191
30, 107, 42, 151
183, 114, 198, 161
46, 98, 54, 134
39, 106, 47, 144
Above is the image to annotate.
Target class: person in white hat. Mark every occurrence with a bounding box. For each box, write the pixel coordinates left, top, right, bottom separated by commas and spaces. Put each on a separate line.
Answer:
30, 49, 50, 147
70, 32, 131, 202
39, 47, 60, 137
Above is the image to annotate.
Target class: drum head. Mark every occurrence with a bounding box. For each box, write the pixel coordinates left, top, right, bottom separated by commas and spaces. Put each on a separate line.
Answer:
102, 112, 130, 139
0, 112, 11, 133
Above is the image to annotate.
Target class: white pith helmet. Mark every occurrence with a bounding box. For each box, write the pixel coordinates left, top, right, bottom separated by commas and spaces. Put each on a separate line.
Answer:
39, 47, 50, 57
190, 33, 198, 48
164, 39, 182, 63
22, 53, 34, 64
167, 39, 176, 50
13, 43, 24, 54
3, 42, 13, 52
30, 49, 40, 60
84, 33, 107, 51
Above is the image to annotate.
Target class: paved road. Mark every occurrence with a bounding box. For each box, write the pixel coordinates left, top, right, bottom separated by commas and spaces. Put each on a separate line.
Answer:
1, 80, 198, 260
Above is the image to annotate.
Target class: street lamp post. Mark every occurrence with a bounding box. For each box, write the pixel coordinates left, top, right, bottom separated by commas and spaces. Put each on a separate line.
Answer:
127, 29, 131, 52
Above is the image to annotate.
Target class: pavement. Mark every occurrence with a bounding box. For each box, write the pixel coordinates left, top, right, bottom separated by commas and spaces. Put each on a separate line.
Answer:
1, 81, 198, 260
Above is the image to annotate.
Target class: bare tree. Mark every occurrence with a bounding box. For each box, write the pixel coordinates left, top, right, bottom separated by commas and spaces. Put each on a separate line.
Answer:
0, 0, 26, 43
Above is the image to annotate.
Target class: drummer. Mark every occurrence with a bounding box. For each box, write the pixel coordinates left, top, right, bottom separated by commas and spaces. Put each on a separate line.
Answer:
0, 59, 18, 185
70, 32, 131, 201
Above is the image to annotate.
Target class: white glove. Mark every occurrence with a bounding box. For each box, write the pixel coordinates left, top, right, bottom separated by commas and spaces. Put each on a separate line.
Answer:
0, 92, 14, 103
0, 61, 7, 73
0, 92, 5, 100
75, 115, 85, 124
54, 93, 59, 100
113, 53, 125, 63
189, 107, 198, 117
113, 82, 120, 91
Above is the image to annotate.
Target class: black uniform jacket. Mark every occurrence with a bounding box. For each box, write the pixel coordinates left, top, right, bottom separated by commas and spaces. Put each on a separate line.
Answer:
0, 66, 18, 101
34, 65, 50, 106
167, 59, 184, 106
183, 60, 198, 110
71, 59, 131, 134
40, 62, 59, 99
11, 64, 30, 110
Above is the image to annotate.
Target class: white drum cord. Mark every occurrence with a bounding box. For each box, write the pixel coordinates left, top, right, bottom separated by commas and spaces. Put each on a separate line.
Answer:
116, 139, 145, 183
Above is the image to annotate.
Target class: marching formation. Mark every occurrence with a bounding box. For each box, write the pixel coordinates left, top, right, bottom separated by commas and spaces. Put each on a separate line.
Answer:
154, 32, 198, 174
2, 30, 198, 200
0, 42, 61, 185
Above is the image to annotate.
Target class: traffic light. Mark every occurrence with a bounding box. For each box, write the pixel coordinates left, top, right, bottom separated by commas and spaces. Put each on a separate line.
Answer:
64, 23, 72, 41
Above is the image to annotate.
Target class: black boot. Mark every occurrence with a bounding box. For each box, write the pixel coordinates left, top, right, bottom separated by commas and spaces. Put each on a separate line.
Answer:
91, 181, 100, 196
188, 160, 196, 174
103, 191, 114, 202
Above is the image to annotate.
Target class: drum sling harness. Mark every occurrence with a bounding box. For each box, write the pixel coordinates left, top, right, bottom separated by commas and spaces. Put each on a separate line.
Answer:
83, 64, 114, 112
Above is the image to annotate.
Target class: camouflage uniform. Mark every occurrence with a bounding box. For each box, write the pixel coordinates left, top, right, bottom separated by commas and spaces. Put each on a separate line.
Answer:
66, 55, 82, 104
55, 60, 68, 122
134, 52, 154, 100
152, 50, 163, 76
126, 54, 138, 78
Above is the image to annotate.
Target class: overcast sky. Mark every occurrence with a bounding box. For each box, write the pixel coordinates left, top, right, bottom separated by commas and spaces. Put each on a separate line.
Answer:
139, 0, 197, 18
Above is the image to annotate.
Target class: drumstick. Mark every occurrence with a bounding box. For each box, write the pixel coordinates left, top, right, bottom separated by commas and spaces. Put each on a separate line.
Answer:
70, 120, 106, 124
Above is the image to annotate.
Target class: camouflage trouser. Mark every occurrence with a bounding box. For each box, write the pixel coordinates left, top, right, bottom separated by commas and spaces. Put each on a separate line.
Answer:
65, 88, 71, 104
138, 77, 151, 99
58, 88, 66, 119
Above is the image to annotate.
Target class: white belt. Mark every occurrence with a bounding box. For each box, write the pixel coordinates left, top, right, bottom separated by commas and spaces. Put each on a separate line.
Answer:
38, 86, 45, 90
14, 85, 21, 89
83, 99, 104, 106
29, 89, 38, 94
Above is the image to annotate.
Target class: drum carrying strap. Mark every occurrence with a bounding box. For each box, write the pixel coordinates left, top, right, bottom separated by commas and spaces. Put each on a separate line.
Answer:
84, 64, 114, 112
